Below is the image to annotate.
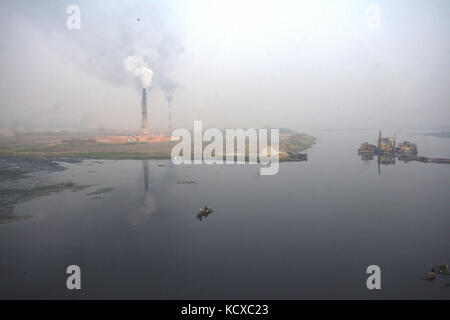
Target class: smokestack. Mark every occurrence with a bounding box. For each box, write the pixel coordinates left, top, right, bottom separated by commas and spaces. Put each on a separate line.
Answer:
141, 88, 149, 134
165, 93, 173, 131
168, 102, 172, 130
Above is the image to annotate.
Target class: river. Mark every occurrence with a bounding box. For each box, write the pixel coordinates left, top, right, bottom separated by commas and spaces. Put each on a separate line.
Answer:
0, 129, 449, 299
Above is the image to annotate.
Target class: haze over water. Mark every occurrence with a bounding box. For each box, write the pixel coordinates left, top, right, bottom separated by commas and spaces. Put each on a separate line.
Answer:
0, 129, 449, 299
1, 1, 449, 131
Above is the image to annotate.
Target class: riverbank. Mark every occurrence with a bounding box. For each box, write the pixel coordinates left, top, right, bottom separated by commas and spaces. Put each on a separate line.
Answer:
0, 129, 315, 162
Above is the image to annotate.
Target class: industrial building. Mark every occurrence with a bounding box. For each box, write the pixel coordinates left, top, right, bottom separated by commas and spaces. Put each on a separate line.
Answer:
358, 131, 418, 156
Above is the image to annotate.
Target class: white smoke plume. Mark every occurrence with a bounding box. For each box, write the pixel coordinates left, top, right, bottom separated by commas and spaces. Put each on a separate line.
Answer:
123, 55, 154, 88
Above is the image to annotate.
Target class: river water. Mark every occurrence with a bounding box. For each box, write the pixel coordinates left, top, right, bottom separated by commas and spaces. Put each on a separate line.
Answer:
0, 129, 449, 299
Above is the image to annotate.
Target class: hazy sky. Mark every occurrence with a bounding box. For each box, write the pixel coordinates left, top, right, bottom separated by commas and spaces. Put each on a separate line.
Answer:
0, 0, 449, 131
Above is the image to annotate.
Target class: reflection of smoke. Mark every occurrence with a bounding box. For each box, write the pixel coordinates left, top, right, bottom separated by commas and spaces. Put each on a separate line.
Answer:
130, 192, 157, 227
161, 79, 180, 103
129, 160, 157, 226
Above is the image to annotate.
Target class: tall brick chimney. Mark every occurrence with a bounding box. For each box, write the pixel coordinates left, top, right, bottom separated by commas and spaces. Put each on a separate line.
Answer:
141, 88, 149, 134
168, 102, 172, 130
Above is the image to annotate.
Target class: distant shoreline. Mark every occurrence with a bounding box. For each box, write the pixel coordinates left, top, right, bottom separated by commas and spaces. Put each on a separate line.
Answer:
421, 132, 450, 139
0, 129, 316, 162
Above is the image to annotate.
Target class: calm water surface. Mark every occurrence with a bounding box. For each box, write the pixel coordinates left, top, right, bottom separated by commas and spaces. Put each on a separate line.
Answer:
0, 130, 449, 299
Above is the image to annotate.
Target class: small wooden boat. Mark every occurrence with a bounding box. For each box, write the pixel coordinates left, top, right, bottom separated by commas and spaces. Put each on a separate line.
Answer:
198, 207, 213, 216
424, 272, 436, 281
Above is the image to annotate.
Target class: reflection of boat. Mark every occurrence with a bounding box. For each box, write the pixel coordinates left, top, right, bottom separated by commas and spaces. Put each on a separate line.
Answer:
287, 152, 308, 161
377, 154, 396, 175
378, 154, 396, 165
360, 153, 374, 161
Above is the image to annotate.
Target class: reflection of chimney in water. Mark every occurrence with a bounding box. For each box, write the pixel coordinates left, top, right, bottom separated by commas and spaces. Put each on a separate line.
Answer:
141, 88, 149, 134
143, 160, 149, 191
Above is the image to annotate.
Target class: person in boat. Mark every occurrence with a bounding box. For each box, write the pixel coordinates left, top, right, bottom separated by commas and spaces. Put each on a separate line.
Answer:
437, 264, 449, 275
199, 206, 210, 215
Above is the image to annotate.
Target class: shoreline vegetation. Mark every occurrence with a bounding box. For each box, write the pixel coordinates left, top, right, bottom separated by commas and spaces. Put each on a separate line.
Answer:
0, 129, 315, 162
422, 132, 450, 139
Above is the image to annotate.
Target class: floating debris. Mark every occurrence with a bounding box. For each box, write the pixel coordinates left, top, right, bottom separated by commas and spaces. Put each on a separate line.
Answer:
177, 181, 197, 185
86, 188, 114, 197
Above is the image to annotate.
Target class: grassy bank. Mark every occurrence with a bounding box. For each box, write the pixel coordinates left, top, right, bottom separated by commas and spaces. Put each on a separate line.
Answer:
0, 129, 315, 162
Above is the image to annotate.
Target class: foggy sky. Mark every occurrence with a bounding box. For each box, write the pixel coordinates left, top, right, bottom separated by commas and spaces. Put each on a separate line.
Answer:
0, 0, 449, 131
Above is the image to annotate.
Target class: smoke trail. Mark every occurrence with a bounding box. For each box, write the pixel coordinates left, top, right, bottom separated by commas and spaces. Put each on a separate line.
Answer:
123, 55, 154, 88
160, 77, 182, 104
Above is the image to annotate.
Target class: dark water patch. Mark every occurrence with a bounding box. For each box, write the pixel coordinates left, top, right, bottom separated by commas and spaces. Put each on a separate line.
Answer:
0, 167, 27, 181
0, 183, 91, 224
0, 157, 66, 178
53, 158, 84, 164
0, 157, 90, 224
0, 206, 32, 224
86, 187, 114, 197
